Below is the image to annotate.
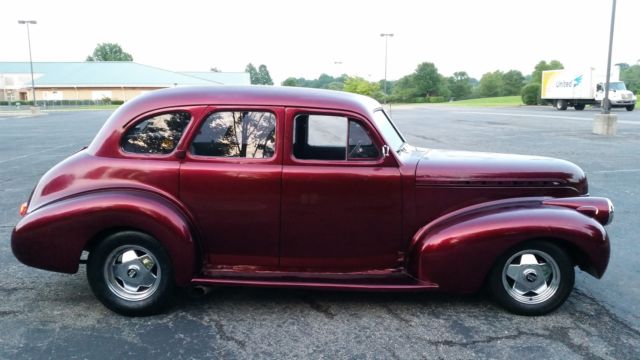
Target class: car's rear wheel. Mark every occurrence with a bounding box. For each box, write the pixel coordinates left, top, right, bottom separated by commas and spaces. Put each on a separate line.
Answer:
488, 241, 574, 315
87, 231, 175, 316
574, 103, 586, 111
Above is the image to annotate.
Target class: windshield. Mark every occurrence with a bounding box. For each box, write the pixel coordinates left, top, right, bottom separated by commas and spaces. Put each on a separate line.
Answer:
609, 82, 627, 91
372, 110, 405, 152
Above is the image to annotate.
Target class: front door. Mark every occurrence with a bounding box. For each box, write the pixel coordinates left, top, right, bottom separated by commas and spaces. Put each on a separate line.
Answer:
180, 107, 284, 267
280, 108, 403, 270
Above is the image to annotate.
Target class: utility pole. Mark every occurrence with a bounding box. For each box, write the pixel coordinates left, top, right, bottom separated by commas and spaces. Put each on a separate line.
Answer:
18, 20, 38, 111
380, 33, 394, 104
593, 0, 617, 135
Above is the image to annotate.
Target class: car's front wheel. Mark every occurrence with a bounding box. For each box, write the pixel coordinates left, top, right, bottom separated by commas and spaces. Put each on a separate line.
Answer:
488, 241, 574, 315
87, 231, 175, 316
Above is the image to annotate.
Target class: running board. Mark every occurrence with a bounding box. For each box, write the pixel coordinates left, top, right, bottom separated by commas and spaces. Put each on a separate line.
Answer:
191, 271, 438, 292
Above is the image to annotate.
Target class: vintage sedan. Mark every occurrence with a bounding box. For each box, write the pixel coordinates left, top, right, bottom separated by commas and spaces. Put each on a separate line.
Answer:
11, 86, 613, 316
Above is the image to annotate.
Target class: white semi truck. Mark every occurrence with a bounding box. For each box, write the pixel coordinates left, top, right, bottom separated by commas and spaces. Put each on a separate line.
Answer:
541, 67, 636, 111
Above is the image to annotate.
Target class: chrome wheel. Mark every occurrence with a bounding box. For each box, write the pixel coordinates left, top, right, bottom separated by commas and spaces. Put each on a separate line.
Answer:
104, 245, 161, 301
501, 249, 560, 305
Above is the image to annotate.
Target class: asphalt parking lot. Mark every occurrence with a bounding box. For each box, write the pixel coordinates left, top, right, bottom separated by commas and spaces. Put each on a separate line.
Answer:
1, 106, 639, 359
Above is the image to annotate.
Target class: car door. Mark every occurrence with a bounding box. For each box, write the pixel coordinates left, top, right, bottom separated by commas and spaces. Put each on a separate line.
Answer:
180, 106, 284, 267
280, 108, 403, 270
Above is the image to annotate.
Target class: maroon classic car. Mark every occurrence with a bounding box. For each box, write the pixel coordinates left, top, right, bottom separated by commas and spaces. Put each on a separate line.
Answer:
12, 86, 612, 316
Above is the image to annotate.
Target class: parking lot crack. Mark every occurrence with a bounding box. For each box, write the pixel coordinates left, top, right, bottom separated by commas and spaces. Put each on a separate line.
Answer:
427, 330, 528, 348
213, 319, 246, 350
301, 296, 335, 319
381, 303, 411, 324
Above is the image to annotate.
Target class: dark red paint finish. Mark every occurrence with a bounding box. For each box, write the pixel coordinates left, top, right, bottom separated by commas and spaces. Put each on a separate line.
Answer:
11, 86, 613, 293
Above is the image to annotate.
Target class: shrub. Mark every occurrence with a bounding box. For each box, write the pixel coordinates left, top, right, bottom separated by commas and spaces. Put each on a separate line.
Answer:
111, 100, 124, 105
427, 96, 446, 103
521, 83, 541, 105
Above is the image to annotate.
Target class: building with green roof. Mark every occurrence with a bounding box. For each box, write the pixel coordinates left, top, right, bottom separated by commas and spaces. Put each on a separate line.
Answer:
0, 62, 250, 103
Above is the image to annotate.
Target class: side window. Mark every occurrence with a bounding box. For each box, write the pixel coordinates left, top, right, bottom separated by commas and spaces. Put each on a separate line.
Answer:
293, 114, 379, 161
121, 111, 191, 154
349, 121, 380, 159
190, 111, 276, 158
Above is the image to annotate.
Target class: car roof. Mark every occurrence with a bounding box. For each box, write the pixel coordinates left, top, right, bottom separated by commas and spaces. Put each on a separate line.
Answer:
118, 85, 379, 120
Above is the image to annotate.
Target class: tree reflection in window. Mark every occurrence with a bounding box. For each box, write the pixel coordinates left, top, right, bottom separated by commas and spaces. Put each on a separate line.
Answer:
121, 112, 191, 154
191, 111, 276, 158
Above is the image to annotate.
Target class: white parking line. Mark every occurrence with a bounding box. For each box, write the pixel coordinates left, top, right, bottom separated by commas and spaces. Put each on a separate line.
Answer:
455, 111, 640, 125
0, 144, 81, 164
590, 169, 640, 174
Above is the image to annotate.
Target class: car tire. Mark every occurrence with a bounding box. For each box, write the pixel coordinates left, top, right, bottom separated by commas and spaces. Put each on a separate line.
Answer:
87, 231, 175, 316
487, 241, 574, 316
574, 104, 586, 111
555, 100, 568, 111
627, 104, 635, 111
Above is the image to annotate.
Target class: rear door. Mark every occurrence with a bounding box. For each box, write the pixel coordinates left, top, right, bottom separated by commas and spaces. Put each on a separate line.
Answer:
180, 106, 284, 267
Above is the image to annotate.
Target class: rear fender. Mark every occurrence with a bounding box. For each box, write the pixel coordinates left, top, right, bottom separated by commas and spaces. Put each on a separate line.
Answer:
11, 190, 197, 286
407, 198, 610, 293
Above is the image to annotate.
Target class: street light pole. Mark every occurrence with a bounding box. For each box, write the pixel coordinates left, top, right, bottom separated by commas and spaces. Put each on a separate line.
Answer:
18, 20, 37, 107
593, 0, 617, 135
380, 33, 394, 104
601, 0, 616, 115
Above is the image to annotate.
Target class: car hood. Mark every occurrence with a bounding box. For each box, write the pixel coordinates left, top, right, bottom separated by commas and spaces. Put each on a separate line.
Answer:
414, 148, 587, 194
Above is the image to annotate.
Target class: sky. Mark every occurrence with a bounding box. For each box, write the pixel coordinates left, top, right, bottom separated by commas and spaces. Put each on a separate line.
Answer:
2, 0, 639, 84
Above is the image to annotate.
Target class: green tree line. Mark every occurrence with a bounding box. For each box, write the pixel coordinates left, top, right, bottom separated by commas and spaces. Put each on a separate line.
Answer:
282, 60, 567, 104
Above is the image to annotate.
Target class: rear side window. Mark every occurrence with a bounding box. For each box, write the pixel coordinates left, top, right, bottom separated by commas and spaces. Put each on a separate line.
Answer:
121, 111, 191, 154
190, 111, 276, 158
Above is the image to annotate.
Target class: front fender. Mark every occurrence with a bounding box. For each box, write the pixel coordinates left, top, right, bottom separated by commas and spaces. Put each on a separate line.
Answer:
11, 190, 197, 286
407, 199, 610, 294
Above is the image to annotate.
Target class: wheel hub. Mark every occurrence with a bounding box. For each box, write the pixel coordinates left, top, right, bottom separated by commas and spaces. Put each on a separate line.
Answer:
524, 269, 538, 282
127, 266, 139, 278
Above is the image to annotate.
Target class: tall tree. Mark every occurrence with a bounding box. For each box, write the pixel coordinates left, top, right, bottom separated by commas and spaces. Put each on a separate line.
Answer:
531, 60, 564, 85
478, 71, 504, 97
257, 65, 274, 85
86, 43, 133, 61
413, 62, 442, 97
246, 63, 273, 85
447, 71, 472, 100
502, 70, 526, 95
621, 64, 640, 93
245, 63, 259, 84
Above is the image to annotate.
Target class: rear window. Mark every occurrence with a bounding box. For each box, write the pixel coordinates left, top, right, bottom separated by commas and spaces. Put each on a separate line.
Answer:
121, 111, 191, 154
190, 111, 276, 158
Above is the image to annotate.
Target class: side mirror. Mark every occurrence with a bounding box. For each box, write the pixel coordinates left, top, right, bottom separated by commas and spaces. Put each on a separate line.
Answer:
382, 145, 390, 157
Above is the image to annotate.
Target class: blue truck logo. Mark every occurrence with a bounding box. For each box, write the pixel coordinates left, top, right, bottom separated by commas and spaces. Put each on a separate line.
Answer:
573, 75, 583, 87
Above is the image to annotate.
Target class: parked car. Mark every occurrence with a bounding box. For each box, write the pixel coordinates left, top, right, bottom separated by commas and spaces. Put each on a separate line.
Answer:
11, 86, 613, 316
